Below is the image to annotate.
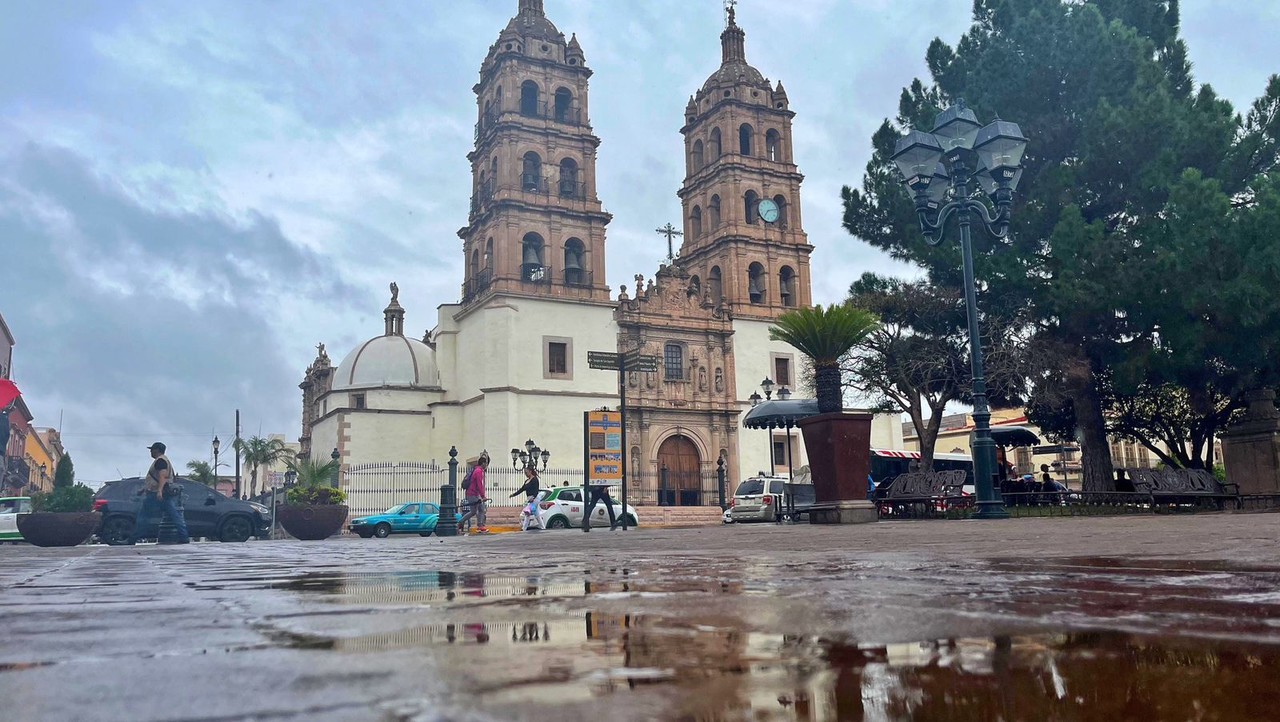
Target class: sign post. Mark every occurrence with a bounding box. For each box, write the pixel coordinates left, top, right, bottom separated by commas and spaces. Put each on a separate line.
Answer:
587, 350, 659, 531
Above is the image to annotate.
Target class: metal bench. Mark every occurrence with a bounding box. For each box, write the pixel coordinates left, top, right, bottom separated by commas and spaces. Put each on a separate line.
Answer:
875, 470, 969, 517
1128, 468, 1241, 510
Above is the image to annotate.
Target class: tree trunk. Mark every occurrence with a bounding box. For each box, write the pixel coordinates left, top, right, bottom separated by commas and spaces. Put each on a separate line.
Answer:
1066, 373, 1115, 492
816, 365, 843, 414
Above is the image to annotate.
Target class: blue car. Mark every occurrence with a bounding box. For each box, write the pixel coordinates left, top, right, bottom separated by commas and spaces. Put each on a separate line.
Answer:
348, 502, 451, 538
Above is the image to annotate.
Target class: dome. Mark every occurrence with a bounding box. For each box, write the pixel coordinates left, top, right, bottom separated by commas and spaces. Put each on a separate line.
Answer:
333, 335, 439, 391
701, 61, 769, 95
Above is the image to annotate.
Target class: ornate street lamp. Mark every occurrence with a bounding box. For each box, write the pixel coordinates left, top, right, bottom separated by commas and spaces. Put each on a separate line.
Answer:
511, 438, 550, 471
777, 386, 793, 401
891, 99, 1027, 520
760, 377, 775, 401
212, 436, 220, 489
330, 447, 340, 489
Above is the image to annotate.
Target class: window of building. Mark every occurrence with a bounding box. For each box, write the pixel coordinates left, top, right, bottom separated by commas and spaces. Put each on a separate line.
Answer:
522, 152, 543, 192
520, 80, 540, 117
773, 438, 787, 467
739, 123, 754, 155
773, 194, 789, 229
664, 343, 684, 381
554, 87, 573, 123
543, 336, 573, 379
709, 266, 723, 304
691, 140, 704, 172
521, 232, 545, 281
563, 238, 586, 285
766, 129, 781, 161
690, 206, 702, 239
484, 238, 494, 268
709, 127, 722, 160
352, 393, 366, 410
773, 355, 792, 388
744, 190, 759, 225
748, 262, 766, 304
779, 266, 796, 307
709, 195, 721, 228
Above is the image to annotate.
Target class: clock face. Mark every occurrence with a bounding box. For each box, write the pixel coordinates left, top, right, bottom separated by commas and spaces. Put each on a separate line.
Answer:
757, 199, 780, 223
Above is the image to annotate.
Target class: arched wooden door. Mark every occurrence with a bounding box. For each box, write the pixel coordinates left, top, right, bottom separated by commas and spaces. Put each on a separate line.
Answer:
657, 435, 701, 506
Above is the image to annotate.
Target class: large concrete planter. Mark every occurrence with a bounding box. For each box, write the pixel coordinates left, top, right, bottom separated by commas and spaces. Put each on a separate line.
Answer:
276, 505, 348, 540
16, 512, 100, 547
797, 411, 877, 524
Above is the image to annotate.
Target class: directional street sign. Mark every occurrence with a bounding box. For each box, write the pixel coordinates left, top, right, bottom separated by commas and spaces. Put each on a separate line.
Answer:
623, 352, 660, 372
587, 351, 620, 371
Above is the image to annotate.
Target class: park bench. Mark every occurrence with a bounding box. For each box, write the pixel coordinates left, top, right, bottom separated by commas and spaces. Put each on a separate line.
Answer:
1128, 468, 1241, 510
875, 470, 969, 516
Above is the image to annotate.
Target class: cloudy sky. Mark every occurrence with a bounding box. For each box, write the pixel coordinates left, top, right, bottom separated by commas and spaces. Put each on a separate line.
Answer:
2, 0, 1275, 484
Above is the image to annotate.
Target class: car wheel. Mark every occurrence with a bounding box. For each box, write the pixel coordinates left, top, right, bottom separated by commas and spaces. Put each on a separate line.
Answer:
102, 515, 134, 545
219, 516, 253, 543
419, 530, 434, 537
374, 523, 392, 538
357, 531, 373, 539
624, 514, 638, 528
546, 516, 570, 529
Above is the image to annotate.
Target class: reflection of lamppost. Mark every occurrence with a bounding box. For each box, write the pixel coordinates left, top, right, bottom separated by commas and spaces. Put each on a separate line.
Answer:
891, 99, 1027, 520
330, 447, 340, 488
510, 438, 550, 471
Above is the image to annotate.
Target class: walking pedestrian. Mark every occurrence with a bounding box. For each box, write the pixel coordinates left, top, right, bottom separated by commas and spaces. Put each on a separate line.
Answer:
128, 442, 190, 544
457, 452, 490, 534
582, 482, 619, 531
510, 466, 547, 531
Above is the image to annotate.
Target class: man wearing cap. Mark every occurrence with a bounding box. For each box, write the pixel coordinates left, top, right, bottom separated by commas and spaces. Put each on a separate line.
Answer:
128, 442, 190, 544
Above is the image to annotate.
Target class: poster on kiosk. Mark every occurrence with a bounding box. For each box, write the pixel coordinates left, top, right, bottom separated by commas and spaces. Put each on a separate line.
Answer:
583, 410, 627, 530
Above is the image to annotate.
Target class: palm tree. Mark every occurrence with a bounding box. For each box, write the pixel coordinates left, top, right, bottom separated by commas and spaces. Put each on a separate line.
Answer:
286, 457, 341, 488
770, 303, 879, 413
186, 460, 218, 487
233, 436, 292, 498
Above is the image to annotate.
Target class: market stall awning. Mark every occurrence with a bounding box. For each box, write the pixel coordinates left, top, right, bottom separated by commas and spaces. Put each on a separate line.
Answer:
990, 426, 1041, 447
742, 399, 820, 429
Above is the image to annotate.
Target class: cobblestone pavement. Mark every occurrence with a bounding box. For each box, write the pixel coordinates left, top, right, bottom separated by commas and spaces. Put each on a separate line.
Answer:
4, 514, 1280, 721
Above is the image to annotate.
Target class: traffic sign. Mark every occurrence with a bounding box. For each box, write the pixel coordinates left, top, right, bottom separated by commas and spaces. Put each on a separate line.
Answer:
588, 351, 620, 370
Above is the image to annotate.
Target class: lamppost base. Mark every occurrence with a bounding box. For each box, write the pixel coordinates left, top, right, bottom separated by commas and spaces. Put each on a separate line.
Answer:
973, 501, 1010, 520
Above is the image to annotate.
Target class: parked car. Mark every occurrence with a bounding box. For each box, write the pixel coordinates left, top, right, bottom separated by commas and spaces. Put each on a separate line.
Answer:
94, 477, 271, 544
348, 502, 452, 538
729, 475, 790, 523
537, 486, 638, 529
0, 496, 32, 542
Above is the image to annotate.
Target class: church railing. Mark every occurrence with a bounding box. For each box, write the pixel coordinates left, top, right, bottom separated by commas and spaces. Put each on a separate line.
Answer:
462, 269, 494, 304
558, 180, 587, 199
563, 269, 592, 288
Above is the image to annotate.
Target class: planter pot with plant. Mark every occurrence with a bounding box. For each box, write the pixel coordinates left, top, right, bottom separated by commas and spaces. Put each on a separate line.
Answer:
276, 457, 348, 540
17, 482, 99, 547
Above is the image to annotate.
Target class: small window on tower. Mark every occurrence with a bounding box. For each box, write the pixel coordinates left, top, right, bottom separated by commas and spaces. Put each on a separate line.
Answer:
543, 336, 573, 379
352, 393, 366, 410
548, 343, 567, 375
774, 357, 792, 388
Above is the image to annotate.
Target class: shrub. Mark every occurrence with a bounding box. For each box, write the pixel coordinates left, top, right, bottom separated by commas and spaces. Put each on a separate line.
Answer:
31, 484, 95, 513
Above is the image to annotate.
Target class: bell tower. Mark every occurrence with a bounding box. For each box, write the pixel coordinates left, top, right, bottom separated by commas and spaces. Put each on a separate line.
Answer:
676, 6, 812, 320
458, 0, 612, 306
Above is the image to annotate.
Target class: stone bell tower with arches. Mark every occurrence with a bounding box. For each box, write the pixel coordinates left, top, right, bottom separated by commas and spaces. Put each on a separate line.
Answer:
458, 0, 612, 307
676, 4, 813, 322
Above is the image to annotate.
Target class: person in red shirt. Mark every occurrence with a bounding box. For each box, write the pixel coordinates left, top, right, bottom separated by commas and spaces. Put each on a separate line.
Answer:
457, 452, 490, 534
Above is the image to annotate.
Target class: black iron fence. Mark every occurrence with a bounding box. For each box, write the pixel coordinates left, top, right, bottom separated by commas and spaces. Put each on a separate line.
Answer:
877, 490, 1280, 520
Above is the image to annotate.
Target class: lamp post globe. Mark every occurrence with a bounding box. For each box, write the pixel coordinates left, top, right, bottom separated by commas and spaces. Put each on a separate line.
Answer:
890, 99, 1026, 520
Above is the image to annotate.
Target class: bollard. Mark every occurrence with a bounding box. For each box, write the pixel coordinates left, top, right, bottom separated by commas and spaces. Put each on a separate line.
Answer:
157, 494, 183, 544
717, 455, 726, 510
437, 446, 459, 537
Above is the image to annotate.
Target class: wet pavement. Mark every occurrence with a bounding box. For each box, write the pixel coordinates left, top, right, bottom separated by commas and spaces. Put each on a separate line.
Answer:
4, 514, 1280, 720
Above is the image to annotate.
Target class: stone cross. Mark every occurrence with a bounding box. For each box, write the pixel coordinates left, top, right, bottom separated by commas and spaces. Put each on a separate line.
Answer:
655, 222, 683, 261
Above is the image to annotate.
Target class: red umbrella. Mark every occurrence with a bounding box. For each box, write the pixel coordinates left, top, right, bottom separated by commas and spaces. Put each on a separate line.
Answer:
0, 379, 19, 409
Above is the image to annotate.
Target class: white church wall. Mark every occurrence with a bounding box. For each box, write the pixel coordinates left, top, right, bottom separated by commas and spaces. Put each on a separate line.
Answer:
342, 411, 435, 466
310, 414, 341, 463
731, 317, 807, 477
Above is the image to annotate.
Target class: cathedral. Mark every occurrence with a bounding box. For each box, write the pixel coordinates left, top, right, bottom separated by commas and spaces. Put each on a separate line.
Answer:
297, 1, 891, 505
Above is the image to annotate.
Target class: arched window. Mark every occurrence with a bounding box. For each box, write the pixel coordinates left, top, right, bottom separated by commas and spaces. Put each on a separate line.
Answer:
739, 123, 754, 155
773, 194, 789, 229
482, 99, 493, 126
494, 85, 503, 112
559, 158, 579, 198
521, 232, 545, 281
708, 266, 723, 304
690, 206, 702, 239
554, 87, 573, 123
490, 156, 498, 182
744, 190, 759, 225
748, 262, 766, 304
664, 343, 685, 381
690, 275, 701, 297
766, 129, 781, 161
520, 81, 540, 117
709, 195, 721, 228
522, 152, 543, 192
779, 266, 797, 307
470, 249, 479, 278
691, 140, 705, 172
484, 238, 494, 268
709, 128, 722, 160
564, 238, 586, 285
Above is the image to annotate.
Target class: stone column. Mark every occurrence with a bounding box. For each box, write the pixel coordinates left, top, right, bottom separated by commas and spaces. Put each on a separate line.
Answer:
1222, 389, 1280, 494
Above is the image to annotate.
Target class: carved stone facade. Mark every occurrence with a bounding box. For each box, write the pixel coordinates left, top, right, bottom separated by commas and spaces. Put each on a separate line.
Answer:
616, 263, 741, 501
298, 343, 333, 460
458, 0, 612, 308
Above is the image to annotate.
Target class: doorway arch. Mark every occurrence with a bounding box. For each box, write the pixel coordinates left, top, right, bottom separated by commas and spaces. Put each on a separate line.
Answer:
657, 435, 702, 506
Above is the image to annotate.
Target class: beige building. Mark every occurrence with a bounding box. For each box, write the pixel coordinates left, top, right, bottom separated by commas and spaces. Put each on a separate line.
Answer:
299, 2, 900, 505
